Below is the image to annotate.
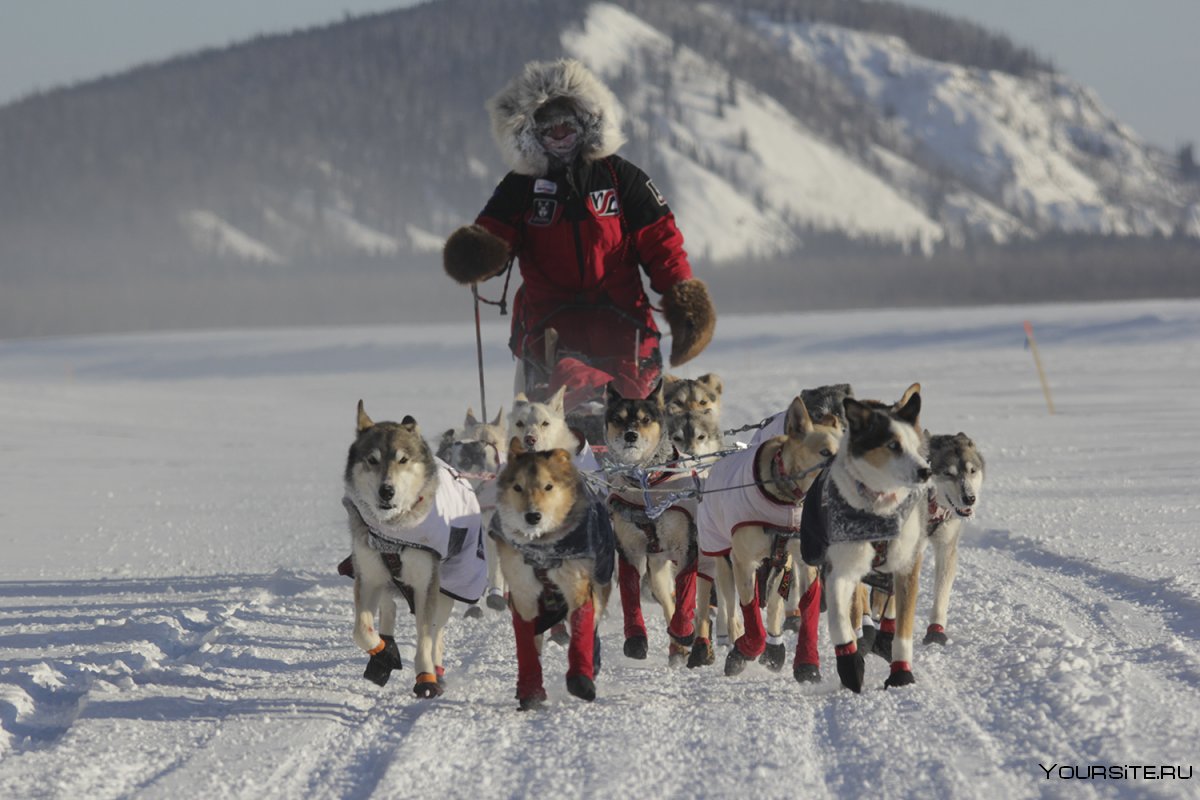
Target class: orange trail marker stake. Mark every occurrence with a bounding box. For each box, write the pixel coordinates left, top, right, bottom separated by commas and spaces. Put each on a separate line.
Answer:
1023, 320, 1055, 415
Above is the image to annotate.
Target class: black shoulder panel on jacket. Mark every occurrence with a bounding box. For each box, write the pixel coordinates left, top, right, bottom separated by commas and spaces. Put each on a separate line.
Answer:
479, 172, 533, 226
607, 154, 672, 233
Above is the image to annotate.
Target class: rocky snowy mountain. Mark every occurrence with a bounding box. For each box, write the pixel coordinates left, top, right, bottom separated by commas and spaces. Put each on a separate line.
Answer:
1, 0, 1197, 337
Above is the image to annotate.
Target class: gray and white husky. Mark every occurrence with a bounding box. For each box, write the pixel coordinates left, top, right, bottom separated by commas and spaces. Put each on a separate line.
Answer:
344, 401, 484, 697
437, 407, 507, 612
921, 432, 986, 645
801, 383, 931, 693
664, 373, 723, 420
436, 407, 505, 481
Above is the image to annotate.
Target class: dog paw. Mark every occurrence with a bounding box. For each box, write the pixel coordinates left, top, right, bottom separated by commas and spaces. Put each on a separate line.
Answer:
363, 661, 392, 687
413, 673, 444, 699
549, 623, 570, 647
782, 614, 802, 634
464, 605, 483, 619
566, 674, 596, 702
793, 663, 822, 684
668, 641, 690, 668
687, 638, 715, 669
362, 635, 403, 686
517, 689, 548, 711
486, 593, 509, 612
836, 651, 865, 693
871, 631, 894, 661
923, 625, 948, 646
759, 643, 787, 672
857, 626, 877, 655
724, 647, 747, 677
623, 635, 648, 660
884, 669, 916, 689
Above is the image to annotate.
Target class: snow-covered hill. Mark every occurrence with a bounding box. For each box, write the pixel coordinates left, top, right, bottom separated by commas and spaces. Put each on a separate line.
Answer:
746, 13, 1190, 240
2, 299, 1199, 798
556, 2, 1197, 257
3, 0, 1197, 285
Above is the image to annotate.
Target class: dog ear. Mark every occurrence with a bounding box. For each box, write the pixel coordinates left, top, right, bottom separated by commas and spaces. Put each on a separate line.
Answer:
843, 397, 873, 433
508, 436, 526, 460
697, 373, 723, 397
547, 448, 573, 469
895, 389, 921, 427
491, 407, 504, 427
356, 400, 374, 433
818, 413, 841, 431
648, 379, 665, 406
464, 407, 479, 428
400, 415, 419, 433
896, 382, 921, 410
548, 385, 567, 415
784, 396, 814, 437
605, 382, 623, 406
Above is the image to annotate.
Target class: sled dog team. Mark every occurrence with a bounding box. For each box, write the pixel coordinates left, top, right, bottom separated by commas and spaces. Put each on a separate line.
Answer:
341, 377, 986, 707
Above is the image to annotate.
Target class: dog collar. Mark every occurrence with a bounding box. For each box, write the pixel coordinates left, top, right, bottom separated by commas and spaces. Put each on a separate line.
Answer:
854, 480, 898, 506
927, 488, 951, 528
771, 449, 806, 502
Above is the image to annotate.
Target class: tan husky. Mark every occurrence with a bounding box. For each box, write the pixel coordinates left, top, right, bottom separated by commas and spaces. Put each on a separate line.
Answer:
694, 396, 840, 681
490, 440, 614, 710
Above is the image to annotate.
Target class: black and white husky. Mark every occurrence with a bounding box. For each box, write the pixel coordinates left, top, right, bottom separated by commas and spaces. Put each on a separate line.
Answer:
800, 384, 931, 693
921, 432, 986, 645
343, 401, 486, 697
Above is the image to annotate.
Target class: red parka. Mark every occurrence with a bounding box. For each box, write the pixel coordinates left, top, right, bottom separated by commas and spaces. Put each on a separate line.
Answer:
475, 153, 693, 399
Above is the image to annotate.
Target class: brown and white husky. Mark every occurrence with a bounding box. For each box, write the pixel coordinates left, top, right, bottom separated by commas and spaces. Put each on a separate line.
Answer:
490, 440, 614, 710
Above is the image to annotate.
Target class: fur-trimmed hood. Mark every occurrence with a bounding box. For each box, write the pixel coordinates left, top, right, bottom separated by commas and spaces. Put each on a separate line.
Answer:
487, 59, 626, 176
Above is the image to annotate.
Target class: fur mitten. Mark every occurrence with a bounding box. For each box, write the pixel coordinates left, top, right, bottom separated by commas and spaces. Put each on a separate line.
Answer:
661, 279, 716, 366
443, 224, 511, 285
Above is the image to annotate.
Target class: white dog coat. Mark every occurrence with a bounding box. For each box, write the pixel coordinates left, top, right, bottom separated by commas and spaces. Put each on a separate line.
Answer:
346, 459, 487, 603
697, 444, 804, 557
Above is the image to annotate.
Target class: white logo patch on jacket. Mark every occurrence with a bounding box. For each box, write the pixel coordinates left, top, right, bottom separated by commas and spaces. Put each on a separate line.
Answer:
589, 189, 619, 217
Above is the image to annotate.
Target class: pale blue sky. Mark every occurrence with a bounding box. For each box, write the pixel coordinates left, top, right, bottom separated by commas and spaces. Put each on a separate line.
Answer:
1, 1, 1195, 150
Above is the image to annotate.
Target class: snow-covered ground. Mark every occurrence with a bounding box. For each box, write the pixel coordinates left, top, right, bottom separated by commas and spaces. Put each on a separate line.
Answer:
2, 299, 1199, 798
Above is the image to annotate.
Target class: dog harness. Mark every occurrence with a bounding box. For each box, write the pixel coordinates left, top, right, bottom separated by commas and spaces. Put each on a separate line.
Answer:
697, 443, 804, 557
489, 500, 616, 587
799, 470, 921, 567
344, 459, 488, 603
608, 446, 699, 561
926, 487, 953, 535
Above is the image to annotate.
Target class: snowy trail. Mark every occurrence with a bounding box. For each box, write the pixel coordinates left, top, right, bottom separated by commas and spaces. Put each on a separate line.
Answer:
2, 300, 1199, 798
6, 556, 1194, 799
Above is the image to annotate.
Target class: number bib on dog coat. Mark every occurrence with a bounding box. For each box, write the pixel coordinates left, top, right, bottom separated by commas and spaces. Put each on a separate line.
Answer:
697, 444, 803, 557
345, 460, 487, 603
